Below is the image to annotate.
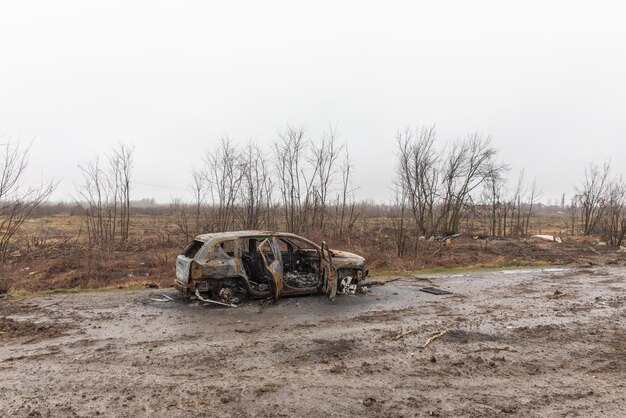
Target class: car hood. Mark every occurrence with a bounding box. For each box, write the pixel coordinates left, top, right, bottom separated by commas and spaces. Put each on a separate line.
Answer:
330, 249, 365, 268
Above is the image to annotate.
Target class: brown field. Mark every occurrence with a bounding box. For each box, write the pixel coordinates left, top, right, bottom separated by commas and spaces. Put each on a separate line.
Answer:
1, 211, 625, 294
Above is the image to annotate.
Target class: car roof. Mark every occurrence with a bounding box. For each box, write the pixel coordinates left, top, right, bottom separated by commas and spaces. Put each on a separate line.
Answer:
194, 230, 316, 245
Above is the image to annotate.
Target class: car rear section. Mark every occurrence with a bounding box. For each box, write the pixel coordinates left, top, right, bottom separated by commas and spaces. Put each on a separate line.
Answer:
174, 239, 205, 296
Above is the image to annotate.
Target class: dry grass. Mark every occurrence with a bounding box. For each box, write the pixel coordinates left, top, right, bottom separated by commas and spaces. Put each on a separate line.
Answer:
3, 212, 625, 294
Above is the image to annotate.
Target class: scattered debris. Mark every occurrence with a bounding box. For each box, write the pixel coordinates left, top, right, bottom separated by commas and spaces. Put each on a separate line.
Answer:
218, 287, 241, 304
363, 397, 377, 407
419, 331, 448, 349
531, 235, 562, 243
432, 233, 461, 242
234, 328, 257, 334
391, 330, 415, 341
150, 294, 173, 302
420, 287, 452, 296
195, 289, 239, 308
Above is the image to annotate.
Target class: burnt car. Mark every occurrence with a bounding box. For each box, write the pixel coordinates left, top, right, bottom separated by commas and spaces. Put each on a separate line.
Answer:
174, 231, 368, 305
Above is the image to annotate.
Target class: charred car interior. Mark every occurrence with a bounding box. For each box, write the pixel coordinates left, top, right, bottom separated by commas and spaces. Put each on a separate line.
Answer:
174, 231, 368, 306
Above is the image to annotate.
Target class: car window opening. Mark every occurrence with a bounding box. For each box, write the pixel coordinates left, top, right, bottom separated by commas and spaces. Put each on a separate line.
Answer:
184, 240, 204, 258
280, 238, 321, 288
218, 240, 236, 257
241, 238, 272, 292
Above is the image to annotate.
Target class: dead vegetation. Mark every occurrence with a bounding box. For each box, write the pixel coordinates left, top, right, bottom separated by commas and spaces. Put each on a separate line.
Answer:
0, 126, 625, 294
1, 210, 625, 294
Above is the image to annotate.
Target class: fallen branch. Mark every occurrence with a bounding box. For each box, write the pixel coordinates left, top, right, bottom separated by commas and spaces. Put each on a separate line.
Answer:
391, 330, 415, 341
419, 331, 448, 349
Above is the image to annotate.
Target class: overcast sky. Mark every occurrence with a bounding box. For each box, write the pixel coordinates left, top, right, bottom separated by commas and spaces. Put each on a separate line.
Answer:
1, 1, 625, 204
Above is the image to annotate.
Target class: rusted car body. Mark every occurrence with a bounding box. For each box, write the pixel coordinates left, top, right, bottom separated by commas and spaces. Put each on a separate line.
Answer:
174, 231, 368, 304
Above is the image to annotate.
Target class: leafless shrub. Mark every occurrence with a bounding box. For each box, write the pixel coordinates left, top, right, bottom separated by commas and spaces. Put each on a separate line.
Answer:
206, 138, 244, 232
273, 125, 310, 233
310, 126, 342, 231
395, 127, 505, 243
239, 143, 273, 230
602, 178, 626, 246
0, 140, 55, 263
168, 199, 192, 241
576, 162, 611, 235
76, 143, 134, 250
396, 126, 438, 236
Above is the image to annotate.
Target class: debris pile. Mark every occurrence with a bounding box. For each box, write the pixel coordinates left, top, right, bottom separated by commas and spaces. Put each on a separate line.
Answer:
285, 272, 319, 288
531, 234, 562, 243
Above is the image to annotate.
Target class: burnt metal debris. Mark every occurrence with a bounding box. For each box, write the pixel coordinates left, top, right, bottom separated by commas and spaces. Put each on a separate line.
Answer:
420, 287, 453, 296
175, 231, 369, 305
285, 272, 318, 288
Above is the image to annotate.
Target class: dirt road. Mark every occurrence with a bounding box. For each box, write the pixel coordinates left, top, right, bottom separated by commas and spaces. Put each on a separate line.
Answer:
1, 267, 625, 417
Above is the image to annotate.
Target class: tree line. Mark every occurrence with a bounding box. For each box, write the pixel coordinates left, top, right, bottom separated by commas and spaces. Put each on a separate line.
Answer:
1, 126, 625, 266
169, 124, 358, 241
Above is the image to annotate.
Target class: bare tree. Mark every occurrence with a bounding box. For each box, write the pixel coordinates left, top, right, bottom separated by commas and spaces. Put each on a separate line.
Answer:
481, 161, 507, 237
239, 142, 273, 230
577, 162, 611, 235
524, 179, 540, 236
310, 126, 342, 231
77, 144, 134, 248
396, 126, 439, 236
568, 197, 579, 236
0, 140, 55, 262
190, 167, 208, 234
439, 134, 500, 236
274, 125, 309, 233
112, 144, 134, 241
169, 198, 192, 241
508, 170, 525, 237
390, 183, 408, 257
77, 158, 112, 247
336, 148, 358, 237
601, 178, 626, 246
205, 138, 243, 232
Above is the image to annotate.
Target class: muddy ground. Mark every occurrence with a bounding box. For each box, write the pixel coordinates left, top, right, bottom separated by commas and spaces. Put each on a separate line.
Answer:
1, 267, 625, 417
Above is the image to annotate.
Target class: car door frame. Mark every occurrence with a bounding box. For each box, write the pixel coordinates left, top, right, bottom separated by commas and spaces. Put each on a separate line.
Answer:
257, 237, 284, 300
320, 241, 337, 301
